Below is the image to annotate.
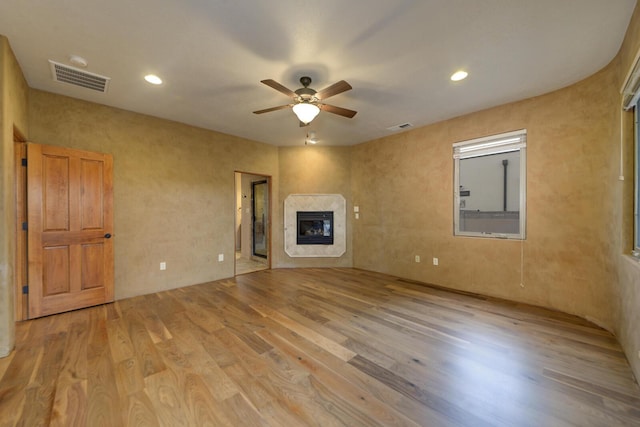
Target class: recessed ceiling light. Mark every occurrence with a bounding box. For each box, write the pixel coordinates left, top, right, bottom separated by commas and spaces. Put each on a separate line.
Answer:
144, 74, 163, 85
451, 70, 468, 82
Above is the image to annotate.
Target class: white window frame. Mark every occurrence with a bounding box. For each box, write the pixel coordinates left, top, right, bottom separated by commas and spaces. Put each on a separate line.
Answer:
634, 103, 640, 255
453, 129, 527, 239
620, 47, 640, 256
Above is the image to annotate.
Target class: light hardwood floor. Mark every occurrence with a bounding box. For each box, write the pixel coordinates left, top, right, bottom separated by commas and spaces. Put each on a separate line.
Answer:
1, 268, 639, 426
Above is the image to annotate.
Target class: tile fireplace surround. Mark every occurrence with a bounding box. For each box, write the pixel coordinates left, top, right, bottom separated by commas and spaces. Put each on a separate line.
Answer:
284, 194, 346, 257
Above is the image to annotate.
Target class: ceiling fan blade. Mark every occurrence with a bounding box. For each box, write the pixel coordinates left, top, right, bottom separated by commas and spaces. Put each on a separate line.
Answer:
260, 79, 296, 98
316, 80, 352, 100
319, 103, 357, 118
253, 104, 292, 114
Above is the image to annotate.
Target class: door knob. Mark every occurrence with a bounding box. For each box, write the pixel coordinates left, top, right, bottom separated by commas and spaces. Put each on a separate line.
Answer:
104, 233, 112, 239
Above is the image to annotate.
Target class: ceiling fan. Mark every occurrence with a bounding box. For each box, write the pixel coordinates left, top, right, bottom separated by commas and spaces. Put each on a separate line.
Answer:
253, 76, 357, 126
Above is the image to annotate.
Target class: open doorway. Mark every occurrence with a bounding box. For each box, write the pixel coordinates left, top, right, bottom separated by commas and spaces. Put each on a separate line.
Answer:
235, 172, 270, 275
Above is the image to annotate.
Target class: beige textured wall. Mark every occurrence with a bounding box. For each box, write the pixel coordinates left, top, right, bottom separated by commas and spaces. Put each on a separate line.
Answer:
28, 89, 279, 300
0, 36, 28, 356
277, 146, 353, 267
352, 64, 619, 329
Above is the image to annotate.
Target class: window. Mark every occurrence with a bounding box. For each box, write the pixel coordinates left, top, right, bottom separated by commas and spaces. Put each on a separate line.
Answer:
453, 129, 527, 239
621, 53, 640, 255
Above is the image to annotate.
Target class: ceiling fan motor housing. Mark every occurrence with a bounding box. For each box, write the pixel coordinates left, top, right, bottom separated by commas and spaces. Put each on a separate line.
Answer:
300, 76, 312, 87
295, 77, 318, 102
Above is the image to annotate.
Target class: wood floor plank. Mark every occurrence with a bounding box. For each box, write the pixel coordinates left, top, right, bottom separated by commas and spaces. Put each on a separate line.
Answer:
87, 349, 123, 426
19, 381, 56, 426
0, 384, 26, 426
122, 390, 160, 427
50, 379, 88, 427
114, 357, 145, 396
256, 316, 454, 426
57, 317, 89, 388
256, 327, 423, 427
0, 349, 14, 381
123, 310, 166, 378
1, 268, 639, 426
348, 354, 495, 427
143, 368, 192, 426
216, 392, 269, 427
0, 341, 42, 390
251, 303, 357, 362
106, 317, 136, 363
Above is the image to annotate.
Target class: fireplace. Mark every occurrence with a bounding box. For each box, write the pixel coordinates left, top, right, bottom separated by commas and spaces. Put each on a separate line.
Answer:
284, 194, 345, 257
297, 211, 334, 245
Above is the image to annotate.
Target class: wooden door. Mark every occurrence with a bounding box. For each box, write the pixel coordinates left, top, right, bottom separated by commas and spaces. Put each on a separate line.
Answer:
27, 143, 114, 318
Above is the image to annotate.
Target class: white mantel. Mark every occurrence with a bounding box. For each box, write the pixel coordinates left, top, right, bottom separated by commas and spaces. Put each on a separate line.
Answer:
284, 194, 346, 258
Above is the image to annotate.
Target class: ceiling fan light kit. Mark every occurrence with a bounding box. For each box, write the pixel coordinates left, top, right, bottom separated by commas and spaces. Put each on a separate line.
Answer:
253, 76, 357, 126
292, 102, 320, 124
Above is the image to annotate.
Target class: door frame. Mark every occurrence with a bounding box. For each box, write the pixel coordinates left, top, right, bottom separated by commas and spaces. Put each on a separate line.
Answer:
234, 171, 272, 274
14, 133, 27, 321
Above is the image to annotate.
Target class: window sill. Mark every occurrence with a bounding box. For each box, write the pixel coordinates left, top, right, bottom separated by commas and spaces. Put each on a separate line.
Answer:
622, 252, 640, 270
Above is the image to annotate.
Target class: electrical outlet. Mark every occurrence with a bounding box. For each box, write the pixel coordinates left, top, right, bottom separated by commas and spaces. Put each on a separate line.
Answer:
218, 253, 224, 262
160, 262, 166, 270
415, 255, 420, 263
433, 257, 439, 266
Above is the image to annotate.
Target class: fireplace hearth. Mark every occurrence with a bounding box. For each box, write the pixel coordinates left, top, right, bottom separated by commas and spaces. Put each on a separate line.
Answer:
297, 211, 334, 245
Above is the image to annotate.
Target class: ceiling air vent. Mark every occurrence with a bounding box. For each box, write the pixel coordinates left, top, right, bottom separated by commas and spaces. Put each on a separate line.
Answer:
386, 122, 413, 131
49, 60, 110, 93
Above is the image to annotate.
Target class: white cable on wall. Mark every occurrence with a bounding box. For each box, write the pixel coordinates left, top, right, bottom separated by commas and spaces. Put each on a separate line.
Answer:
621, 98, 626, 181
520, 238, 525, 288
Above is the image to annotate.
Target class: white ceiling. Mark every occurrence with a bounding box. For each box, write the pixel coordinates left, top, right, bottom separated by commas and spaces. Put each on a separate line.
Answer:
0, 1, 636, 146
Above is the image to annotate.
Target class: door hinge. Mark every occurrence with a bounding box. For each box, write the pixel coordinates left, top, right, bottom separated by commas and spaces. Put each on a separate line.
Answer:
22, 285, 28, 294
22, 222, 27, 231
21, 158, 27, 167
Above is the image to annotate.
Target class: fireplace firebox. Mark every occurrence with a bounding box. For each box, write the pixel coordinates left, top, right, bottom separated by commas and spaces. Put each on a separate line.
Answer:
297, 211, 334, 245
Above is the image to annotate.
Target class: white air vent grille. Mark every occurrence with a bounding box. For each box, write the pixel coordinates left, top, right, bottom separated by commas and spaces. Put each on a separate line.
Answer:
49, 60, 110, 93
386, 122, 413, 131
